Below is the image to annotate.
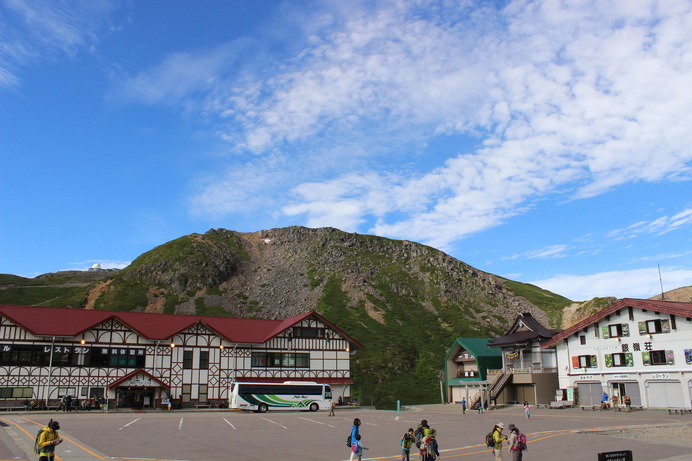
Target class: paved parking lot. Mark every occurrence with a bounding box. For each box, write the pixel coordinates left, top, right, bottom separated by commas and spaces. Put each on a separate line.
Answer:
1, 405, 691, 461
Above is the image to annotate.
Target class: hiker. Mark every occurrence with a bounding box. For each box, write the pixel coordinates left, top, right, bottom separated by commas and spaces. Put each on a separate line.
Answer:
461, 397, 467, 414
37, 420, 63, 461
328, 399, 336, 417
507, 424, 527, 461
421, 428, 440, 461
523, 401, 530, 419
401, 428, 415, 461
624, 395, 632, 412
601, 392, 609, 410
491, 422, 508, 461
349, 418, 361, 461
414, 419, 430, 452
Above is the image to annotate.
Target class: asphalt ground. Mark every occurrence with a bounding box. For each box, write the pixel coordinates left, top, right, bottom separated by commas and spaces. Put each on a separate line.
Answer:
1, 405, 691, 461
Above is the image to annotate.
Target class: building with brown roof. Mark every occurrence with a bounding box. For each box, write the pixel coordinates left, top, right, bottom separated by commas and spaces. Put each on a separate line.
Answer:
541, 298, 692, 409
0, 305, 362, 410
487, 312, 561, 405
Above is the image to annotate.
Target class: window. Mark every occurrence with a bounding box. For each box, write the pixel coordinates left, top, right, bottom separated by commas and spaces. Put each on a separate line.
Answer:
646, 320, 662, 333
198, 384, 208, 403
0, 387, 32, 398
609, 324, 623, 337
643, 349, 674, 366
183, 350, 193, 369
57, 387, 76, 397
0, 345, 144, 368
573, 355, 597, 368
580, 335, 586, 345
292, 327, 325, 338
251, 351, 310, 368
650, 350, 667, 365
638, 319, 670, 335
602, 323, 630, 339
199, 351, 209, 370
181, 384, 191, 403
606, 353, 632, 367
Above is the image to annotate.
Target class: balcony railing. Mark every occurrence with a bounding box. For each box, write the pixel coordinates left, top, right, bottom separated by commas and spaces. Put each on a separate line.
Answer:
489, 367, 557, 375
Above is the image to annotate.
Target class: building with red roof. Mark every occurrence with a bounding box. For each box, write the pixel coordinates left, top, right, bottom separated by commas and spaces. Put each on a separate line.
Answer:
541, 298, 692, 409
0, 304, 363, 410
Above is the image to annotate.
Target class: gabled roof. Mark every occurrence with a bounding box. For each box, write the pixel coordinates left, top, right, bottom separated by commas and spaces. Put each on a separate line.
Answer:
0, 305, 363, 350
488, 312, 560, 347
542, 298, 692, 348
107, 369, 169, 389
445, 338, 501, 361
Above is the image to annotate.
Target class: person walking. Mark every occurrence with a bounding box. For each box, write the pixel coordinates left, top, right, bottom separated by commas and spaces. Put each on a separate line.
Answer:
461, 397, 467, 414
523, 401, 530, 419
491, 422, 507, 461
37, 419, 63, 461
349, 418, 361, 461
328, 399, 336, 417
414, 419, 430, 454
624, 395, 632, 412
401, 428, 415, 461
507, 424, 527, 461
422, 428, 440, 461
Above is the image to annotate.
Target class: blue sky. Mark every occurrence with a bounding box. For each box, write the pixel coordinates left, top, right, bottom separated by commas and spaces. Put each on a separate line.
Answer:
1, 0, 691, 302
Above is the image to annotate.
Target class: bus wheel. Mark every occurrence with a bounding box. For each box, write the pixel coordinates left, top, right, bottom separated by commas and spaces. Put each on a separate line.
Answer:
309, 403, 319, 412
257, 403, 268, 413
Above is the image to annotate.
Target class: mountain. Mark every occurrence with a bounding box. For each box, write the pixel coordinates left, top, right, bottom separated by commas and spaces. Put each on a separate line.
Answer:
0, 226, 572, 407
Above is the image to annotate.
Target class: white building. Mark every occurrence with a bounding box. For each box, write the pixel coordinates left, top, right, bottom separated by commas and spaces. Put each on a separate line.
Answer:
542, 298, 692, 409
0, 304, 362, 409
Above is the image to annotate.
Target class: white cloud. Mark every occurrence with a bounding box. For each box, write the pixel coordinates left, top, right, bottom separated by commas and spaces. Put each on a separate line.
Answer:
507, 244, 571, 261
0, 0, 116, 89
608, 208, 692, 240
529, 267, 692, 301
113, 42, 249, 105
117, 0, 692, 250
234, 0, 692, 247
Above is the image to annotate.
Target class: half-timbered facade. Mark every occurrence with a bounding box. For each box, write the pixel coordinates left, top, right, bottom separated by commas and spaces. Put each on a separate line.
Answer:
0, 305, 362, 409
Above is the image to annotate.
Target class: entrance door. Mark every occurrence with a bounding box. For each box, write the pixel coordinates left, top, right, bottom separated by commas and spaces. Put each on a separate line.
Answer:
116, 388, 156, 409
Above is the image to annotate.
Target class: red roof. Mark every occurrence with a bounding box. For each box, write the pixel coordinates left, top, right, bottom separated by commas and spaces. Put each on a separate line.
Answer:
542, 298, 692, 348
107, 369, 170, 389
0, 304, 363, 349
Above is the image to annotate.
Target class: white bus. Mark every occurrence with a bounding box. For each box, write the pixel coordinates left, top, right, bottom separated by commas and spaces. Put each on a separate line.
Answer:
229, 381, 332, 412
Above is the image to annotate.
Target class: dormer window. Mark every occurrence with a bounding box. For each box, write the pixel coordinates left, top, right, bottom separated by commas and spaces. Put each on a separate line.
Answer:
292, 327, 325, 338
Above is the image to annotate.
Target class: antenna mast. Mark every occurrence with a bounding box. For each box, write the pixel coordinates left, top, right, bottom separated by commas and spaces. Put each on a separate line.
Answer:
657, 264, 667, 301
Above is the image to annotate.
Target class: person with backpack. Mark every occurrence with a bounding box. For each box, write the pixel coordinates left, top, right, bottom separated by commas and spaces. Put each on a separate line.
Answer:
421, 428, 440, 461
490, 422, 507, 461
507, 424, 527, 460
35, 419, 63, 461
413, 419, 430, 452
349, 418, 361, 461
401, 428, 415, 461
